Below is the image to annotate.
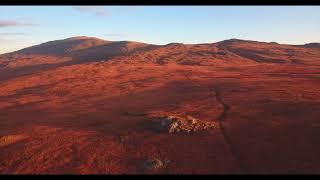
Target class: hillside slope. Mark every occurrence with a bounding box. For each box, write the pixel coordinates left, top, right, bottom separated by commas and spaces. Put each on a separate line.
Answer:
0, 36, 153, 69
0, 37, 320, 174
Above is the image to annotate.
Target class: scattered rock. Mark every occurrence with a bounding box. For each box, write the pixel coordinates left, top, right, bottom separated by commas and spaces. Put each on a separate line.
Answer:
118, 135, 127, 144
186, 115, 197, 125
141, 158, 164, 172
0, 134, 28, 148
150, 114, 215, 134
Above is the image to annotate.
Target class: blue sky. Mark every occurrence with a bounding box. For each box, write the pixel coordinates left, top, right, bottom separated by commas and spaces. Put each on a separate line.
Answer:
0, 6, 319, 54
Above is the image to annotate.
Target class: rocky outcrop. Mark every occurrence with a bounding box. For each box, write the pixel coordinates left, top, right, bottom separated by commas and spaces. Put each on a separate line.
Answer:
150, 115, 216, 134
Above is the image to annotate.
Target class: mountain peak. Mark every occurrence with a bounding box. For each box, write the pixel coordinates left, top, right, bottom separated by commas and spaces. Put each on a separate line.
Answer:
164, 42, 185, 46
218, 38, 257, 44
65, 36, 104, 41
302, 43, 320, 48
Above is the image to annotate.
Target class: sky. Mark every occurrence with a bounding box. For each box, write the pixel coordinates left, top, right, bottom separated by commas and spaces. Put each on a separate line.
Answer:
0, 6, 319, 54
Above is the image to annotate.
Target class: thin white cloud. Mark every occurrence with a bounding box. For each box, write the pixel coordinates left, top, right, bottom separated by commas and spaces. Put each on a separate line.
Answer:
0, 33, 27, 35
73, 6, 109, 17
0, 20, 38, 28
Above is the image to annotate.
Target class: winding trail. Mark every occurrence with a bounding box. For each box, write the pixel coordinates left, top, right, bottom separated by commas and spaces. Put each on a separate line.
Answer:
212, 87, 249, 174
184, 71, 249, 173
213, 87, 230, 122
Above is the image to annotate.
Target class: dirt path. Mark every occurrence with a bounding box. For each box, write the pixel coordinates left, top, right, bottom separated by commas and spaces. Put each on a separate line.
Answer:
183, 71, 249, 173
212, 87, 249, 174
213, 87, 230, 122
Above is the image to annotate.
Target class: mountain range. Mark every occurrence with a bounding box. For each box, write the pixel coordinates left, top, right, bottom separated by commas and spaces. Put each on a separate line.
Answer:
1, 36, 319, 69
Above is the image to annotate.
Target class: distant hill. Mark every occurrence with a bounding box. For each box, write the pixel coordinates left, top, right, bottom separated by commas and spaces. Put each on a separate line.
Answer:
0, 36, 154, 69
0, 37, 319, 70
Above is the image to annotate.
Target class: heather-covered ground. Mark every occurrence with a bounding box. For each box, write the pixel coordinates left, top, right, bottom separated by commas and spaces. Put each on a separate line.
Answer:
0, 37, 319, 174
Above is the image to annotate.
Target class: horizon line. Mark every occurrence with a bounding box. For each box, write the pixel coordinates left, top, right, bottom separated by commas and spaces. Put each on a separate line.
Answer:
1, 36, 319, 55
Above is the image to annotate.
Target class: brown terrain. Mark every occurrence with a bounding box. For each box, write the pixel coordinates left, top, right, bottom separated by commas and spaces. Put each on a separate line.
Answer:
0, 36, 320, 174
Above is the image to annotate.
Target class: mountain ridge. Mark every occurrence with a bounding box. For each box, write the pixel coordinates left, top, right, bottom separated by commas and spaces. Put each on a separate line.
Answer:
0, 36, 319, 72
1, 36, 319, 56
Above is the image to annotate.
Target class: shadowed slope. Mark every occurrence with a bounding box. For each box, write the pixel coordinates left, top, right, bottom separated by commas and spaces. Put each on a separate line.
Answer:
12, 36, 110, 56
294, 43, 320, 49
217, 39, 320, 64
107, 39, 320, 66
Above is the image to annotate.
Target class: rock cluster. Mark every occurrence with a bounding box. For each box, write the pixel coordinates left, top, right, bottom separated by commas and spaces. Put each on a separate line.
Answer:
151, 115, 215, 134
141, 158, 164, 172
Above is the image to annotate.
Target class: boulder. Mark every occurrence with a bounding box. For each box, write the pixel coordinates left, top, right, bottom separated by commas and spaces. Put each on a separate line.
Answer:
141, 158, 164, 172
